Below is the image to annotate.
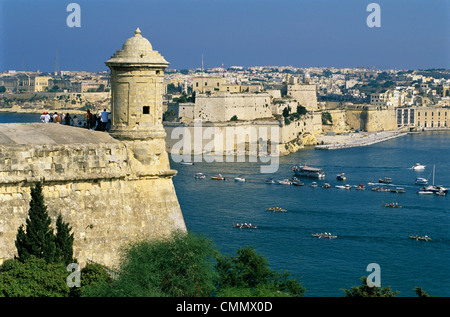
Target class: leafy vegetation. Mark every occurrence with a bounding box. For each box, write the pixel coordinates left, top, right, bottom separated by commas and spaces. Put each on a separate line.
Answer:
342, 276, 399, 297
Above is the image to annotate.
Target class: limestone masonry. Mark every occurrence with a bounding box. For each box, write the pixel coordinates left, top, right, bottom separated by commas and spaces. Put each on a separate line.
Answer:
0, 29, 186, 267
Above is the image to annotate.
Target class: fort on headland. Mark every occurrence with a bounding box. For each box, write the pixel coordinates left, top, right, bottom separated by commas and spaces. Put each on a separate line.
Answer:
0, 29, 186, 267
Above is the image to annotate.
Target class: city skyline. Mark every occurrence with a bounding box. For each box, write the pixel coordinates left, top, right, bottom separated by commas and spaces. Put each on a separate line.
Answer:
0, 0, 449, 73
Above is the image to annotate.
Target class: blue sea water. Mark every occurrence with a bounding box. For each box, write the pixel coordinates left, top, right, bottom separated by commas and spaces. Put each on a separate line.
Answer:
1, 112, 449, 297
170, 132, 450, 297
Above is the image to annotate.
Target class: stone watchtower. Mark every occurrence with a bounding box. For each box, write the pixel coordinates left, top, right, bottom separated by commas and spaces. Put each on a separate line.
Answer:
0, 29, 185, 267
106, 28, 167, 141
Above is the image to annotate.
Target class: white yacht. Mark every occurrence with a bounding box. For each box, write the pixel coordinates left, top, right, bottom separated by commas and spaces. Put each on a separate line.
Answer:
412, 163, 426, 170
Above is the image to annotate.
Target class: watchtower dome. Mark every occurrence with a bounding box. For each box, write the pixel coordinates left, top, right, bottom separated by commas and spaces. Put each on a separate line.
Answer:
105, 28, 169, 140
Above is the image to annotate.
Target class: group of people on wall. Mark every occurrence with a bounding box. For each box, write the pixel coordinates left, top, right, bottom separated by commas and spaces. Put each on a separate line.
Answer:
40, 109, 111, 131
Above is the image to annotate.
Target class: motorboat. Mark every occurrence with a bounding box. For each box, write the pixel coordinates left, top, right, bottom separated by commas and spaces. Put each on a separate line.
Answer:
194, 173, 206, 179
412, 163, 426, 170
292, 164, 325, 179
277, 179, 292, 185
291, 180, 304, 186
336, 173, 346, 181
265, 178, 275, 184
335, 184, 351, 190
234, 176, 246, 182
379, 177, 392, 184
389, 187, 405, 193
415, 177, 428, 185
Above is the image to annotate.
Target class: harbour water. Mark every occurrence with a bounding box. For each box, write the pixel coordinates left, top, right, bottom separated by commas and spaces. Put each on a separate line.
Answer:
2, 112, 449, 297
171, 131, 450, 297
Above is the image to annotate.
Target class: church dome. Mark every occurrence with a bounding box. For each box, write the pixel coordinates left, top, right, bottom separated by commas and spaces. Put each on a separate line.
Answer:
105, 28, 169, 67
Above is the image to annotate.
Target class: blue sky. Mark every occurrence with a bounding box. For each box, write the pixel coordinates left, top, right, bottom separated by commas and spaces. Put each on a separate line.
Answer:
0, 0, 449, 72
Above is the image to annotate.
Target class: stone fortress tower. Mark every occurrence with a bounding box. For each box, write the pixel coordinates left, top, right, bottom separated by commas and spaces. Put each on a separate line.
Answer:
0, 29, 186, 267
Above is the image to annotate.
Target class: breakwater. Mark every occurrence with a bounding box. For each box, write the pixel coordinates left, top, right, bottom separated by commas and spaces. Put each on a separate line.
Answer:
315, 130, 407, 150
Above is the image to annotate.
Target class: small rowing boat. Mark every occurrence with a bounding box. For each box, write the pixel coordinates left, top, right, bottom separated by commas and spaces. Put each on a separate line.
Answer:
266, 205, 287, 212
383, 202, 402, 208
194, 173, 206, 179
336, 173, 346, 181
312, 233, 337, 239
233, 222, 257, 229
211, 174, 225, 180
409, 235, 432, 241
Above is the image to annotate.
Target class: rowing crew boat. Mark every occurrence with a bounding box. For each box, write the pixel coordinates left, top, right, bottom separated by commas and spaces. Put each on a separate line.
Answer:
409, 235, 432, 241
233, 222, 257, 229
266, 206, 287, 212
312, 233, 337, 239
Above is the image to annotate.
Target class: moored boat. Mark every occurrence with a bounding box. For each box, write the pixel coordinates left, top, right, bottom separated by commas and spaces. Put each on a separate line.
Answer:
292, 164, 325, 179
277, 179, 292, 185
389, 187, 405, 193
415, 177, 428, 185
420, 165, 448, 194
379, 177, 392, 184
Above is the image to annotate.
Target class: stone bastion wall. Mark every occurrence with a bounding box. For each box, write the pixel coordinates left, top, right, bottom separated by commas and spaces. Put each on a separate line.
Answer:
0, 123, 185, 268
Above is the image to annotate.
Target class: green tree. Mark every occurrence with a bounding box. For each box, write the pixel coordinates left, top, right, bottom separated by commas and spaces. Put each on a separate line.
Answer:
342, 276, 399, 297
15, 182, 56, 263
85, 231, 218, 297
0, 256, 70, 297
296, 105, 308, 115
414, 286, 432, 297
321, 111, 333, 125
230, 115, 238, 121
0, 86, 6, 93
215, 246, 305, 297
71, 262, 113, 297
55, 214, 75, 265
